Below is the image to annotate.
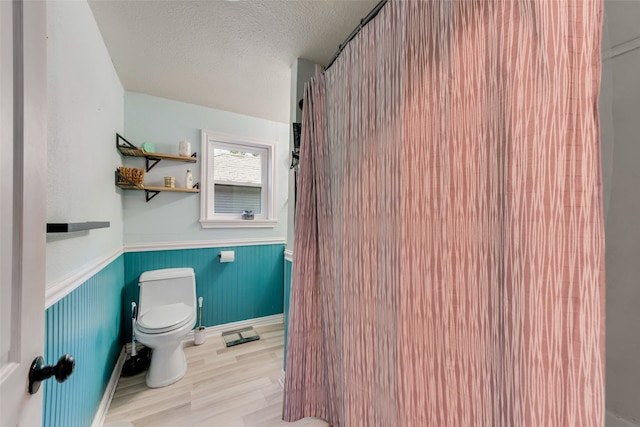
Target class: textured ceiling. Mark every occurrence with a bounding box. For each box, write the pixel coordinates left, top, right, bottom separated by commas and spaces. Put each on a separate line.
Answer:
89, 0, 638, 124
88, 0, 378, 123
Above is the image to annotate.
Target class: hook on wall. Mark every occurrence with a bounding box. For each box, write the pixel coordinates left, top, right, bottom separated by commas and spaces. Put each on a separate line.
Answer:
291, 123, 301, 170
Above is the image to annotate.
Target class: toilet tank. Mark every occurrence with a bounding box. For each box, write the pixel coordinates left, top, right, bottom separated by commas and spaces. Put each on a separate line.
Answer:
138, 268, 196, 314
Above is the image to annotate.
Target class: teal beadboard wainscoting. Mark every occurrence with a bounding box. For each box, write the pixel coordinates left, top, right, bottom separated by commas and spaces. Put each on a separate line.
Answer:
43, 255, 125, 427
122, 244, 285, 340
42, 244, 284, 426
284, 257, 292, 368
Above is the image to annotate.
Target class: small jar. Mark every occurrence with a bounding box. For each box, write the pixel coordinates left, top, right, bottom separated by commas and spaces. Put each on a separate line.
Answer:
179, 140, 191, 157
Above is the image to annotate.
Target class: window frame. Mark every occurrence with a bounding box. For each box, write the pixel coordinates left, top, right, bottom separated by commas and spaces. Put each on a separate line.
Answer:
200, 130, 277, 228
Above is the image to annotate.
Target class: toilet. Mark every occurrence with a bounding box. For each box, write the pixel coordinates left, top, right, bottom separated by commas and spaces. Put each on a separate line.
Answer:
134, 268, 197, 388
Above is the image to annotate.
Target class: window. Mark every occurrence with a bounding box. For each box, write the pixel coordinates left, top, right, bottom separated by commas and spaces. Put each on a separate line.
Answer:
200, 131, 276, 228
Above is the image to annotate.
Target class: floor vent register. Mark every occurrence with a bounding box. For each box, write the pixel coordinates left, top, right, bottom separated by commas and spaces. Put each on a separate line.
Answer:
221, 326, 260, 347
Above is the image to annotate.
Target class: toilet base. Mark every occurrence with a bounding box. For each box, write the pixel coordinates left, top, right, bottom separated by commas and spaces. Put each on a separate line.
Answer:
145, 344, 187, 388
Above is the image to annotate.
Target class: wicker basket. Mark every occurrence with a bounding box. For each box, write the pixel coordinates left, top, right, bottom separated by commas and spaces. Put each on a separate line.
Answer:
118, 147, 145, 157
118, 167, 145, 186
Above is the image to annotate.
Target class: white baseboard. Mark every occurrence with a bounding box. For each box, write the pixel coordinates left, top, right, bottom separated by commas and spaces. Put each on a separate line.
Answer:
95, 314, 284, 426
606, 411, 640, 427
278, 369, 286, 389
92, 347, 126, 427
183, 313, 284, 342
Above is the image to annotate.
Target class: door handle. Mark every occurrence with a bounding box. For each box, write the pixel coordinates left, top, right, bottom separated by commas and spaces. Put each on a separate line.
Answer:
28, 354, 75, 394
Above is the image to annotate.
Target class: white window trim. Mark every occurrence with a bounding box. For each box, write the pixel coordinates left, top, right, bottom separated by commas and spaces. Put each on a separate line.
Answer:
200, 130, 277, 228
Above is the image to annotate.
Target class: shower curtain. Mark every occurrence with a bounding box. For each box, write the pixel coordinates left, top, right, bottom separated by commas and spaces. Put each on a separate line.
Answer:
284, 1, 605, 426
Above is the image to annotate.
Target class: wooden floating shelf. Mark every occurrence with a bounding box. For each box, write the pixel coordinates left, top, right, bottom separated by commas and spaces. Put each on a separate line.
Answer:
117, 147, 197, 163
116, 133, 197, 171
116, 184, 199, 194
47, 221, 110, 233
144, 152, 197, 163
115, 170, 200, 201
142, 185, 200, 193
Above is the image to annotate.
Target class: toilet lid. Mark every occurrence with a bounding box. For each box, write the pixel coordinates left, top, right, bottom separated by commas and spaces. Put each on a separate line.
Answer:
137, 303, 194, 334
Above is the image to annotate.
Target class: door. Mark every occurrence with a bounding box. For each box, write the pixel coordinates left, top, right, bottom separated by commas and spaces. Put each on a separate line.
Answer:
1, 0, 47, 426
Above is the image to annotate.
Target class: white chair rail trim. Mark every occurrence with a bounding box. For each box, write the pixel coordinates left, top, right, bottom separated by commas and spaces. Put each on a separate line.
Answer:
284, 249, 293, 262
45, 248, 123, 308
45, 239, 287, 308
124, 238, 286, 252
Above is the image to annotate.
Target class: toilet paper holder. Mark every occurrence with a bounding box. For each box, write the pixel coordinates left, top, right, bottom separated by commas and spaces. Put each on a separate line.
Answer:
218, 250, 235, 263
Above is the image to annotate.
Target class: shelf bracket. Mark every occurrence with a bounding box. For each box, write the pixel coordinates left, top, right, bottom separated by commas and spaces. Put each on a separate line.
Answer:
193, 182, 200, 189
145, 190, 161, 202
116, 133, 136, 151
145, 157, 161, 172
116, 169, 159, 202
114, 170, 143, 188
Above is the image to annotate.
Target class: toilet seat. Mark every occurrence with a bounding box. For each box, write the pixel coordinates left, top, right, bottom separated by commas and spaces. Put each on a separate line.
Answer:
137, 302, 194, 334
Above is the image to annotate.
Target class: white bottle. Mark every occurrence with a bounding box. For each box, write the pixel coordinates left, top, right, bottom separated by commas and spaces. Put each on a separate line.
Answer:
185, 169, 193, 188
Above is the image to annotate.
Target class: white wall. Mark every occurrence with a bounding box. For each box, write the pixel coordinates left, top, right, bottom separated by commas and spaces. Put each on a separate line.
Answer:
123, 92, 289, 244
287, 59, 318, 251
46, 0, 124, 285
604, 46, 640, 426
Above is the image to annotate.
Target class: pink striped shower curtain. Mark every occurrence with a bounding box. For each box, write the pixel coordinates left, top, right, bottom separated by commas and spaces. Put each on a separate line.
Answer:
284, 1, 605, 426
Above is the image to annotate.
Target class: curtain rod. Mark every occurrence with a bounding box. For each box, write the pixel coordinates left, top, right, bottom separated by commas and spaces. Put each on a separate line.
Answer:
324, 0, 389, 71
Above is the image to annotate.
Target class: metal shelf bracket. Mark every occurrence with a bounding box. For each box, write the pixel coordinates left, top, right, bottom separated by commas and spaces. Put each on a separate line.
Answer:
145, 190, 161, 202
116, 133, 136, 151
114, 169, 141, 188
145, 158, 161, 172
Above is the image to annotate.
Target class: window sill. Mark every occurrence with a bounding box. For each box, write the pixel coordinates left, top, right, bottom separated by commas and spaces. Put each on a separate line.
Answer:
199, 218, 278, 229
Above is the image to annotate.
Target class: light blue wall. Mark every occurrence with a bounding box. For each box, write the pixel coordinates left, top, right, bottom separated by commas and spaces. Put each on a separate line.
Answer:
122, 92, 289, 245
122, 244, 285, 340
43, 256, 125, 427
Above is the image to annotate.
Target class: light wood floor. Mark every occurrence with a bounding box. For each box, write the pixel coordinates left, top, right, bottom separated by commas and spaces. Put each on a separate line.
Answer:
104, 324, 329, 427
